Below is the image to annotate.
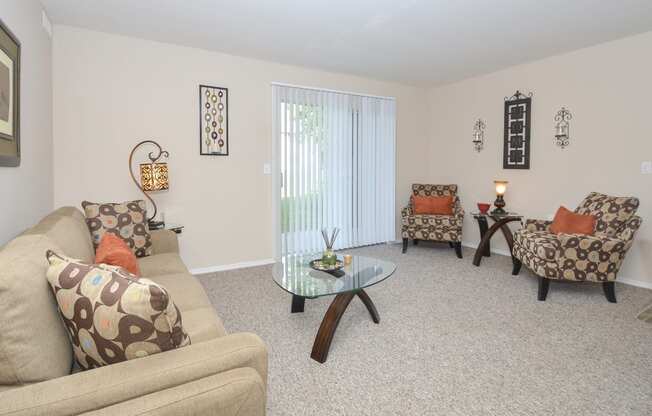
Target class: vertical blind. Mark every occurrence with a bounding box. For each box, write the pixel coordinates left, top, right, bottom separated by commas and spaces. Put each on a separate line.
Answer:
272, 84, 396, 256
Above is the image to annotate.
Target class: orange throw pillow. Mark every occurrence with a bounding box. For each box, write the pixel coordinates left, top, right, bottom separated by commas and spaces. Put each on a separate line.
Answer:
95, 233, 141, 276
549, 206, 596, 235
412, 195, 454, 215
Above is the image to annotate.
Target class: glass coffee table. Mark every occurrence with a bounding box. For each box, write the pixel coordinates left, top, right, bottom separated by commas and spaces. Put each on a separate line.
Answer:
273, 253, 396, 363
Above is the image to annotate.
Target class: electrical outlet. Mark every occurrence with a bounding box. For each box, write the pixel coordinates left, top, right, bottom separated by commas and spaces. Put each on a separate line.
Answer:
263, 162, 271, 175
641, 161, 652, 174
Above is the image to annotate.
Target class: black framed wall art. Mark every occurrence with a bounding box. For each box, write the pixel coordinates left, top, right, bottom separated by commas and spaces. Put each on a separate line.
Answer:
503, 90, 532, 169
199, 85, 229, 156
0, 19, 20, 167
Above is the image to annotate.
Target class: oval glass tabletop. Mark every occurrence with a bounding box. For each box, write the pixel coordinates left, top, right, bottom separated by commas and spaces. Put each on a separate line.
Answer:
272, 253, 397, 299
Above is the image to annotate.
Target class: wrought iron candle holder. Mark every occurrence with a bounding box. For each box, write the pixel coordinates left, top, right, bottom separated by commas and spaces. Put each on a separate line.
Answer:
472, 118, 486, 152
554, 107, 572, 149
129, 140, 170, 229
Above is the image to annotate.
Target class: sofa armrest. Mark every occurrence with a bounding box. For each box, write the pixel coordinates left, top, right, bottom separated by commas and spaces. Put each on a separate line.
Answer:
0, 332, 267, 416
453, 196, 464, 219
525, 219, 552, 232
150, 229, 179, 254
401, 206, 412, 218
81, 368, 265, 416
556, 233, 628, 281
616, 215, 642, 248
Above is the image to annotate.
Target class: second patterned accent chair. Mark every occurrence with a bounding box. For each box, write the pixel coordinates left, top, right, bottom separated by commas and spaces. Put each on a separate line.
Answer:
401, 184, 464, 258
512, 192, 642, 302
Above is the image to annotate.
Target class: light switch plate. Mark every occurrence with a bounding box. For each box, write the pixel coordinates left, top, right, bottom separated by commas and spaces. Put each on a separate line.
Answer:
641, 161, 652, 174
263, 162, 271, 175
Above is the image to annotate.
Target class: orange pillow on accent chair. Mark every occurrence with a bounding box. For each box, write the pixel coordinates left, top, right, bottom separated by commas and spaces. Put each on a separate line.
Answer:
95, 232, 141, 276
412, 195, 454, 215
549, 206, 596, 235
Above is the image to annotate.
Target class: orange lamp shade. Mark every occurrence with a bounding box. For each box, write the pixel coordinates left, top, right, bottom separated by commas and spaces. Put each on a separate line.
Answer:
494, 180, 508, 196
140, 162, 169, 191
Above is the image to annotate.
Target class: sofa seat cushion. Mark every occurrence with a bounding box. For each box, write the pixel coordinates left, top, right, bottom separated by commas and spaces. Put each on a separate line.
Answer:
138, 253, 188, 277
513, 230, 561, 262
182, 308, 227, 342
0, 235, 73, 384
149, 273, 212, 311
148, 273, 227, 342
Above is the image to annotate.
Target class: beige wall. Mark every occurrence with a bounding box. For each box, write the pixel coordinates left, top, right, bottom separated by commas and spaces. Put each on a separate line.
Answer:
427, 31, 652, 287
0, 1, 53, 244
52, 25, 429, 271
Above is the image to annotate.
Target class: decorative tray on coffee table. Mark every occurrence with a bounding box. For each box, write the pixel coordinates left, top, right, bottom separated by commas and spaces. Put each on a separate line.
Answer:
309, 259, 345, 277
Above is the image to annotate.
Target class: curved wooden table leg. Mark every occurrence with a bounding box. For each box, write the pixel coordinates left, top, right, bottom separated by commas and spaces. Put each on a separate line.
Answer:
357, 289, 380, 323
472, 217, 521, 267
311, 292, 355, 363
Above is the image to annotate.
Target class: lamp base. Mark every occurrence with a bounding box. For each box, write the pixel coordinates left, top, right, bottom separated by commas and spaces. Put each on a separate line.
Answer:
492, 195, 506, 215
148, 220, 165, 230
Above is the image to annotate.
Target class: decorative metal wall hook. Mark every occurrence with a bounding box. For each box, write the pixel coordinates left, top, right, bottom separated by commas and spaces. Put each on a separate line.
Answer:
472, 118, 486, 152
554, 107, 572, 149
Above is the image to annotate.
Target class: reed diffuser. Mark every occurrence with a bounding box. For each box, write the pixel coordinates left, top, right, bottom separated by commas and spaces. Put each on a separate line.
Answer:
321, 228, 340, 266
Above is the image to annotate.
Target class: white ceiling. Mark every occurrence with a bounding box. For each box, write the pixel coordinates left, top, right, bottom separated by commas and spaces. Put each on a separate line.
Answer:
40, 0, 652, 86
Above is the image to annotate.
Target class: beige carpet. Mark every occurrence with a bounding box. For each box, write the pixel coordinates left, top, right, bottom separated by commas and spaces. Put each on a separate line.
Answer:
196, 243, 652, 416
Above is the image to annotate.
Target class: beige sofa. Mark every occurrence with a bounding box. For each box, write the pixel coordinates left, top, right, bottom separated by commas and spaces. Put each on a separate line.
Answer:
0, 207, 267, 416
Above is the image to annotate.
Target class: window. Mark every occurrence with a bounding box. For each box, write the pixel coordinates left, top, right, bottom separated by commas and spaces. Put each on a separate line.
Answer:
272, 85, 396, 256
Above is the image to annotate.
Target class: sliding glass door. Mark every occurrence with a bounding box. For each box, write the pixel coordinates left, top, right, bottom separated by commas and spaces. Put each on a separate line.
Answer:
272, 85, 396, 257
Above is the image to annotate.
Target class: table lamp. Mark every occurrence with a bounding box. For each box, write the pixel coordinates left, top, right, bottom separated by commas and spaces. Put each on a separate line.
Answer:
129, 140, 169, 229
492, 180, 508, 215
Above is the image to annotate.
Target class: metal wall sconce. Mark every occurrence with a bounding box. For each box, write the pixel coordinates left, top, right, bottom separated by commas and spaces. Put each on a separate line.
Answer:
554, 107, 572, 149
472, 118, 486, 152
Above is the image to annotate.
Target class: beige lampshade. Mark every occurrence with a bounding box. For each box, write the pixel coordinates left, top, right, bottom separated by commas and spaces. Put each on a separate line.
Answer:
140, 162, 169, 191
494, 180, 508, 196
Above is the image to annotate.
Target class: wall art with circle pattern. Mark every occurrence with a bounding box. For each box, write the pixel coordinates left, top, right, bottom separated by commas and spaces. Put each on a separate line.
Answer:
199, 85, 229, 156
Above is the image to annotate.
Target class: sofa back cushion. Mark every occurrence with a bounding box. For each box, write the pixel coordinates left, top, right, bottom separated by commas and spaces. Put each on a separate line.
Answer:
411, 184, 457, 198
22, 207, 95, 263
0, 235, 73, 385
574, 192, 639, 238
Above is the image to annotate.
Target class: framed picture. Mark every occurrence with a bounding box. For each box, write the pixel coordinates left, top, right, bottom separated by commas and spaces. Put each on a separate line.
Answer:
199, 85, 229, 156
0, 19, 20, 167
503, 90, 532, 169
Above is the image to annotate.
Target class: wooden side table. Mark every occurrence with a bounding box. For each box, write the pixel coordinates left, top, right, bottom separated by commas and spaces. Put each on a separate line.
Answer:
471, 212, 523, 267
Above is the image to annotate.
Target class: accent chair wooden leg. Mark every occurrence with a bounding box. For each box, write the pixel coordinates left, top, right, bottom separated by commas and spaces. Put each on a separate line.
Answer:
603, 282, 617, 303
537, 277, 550, 301
448, 242, 454, 248
454, 242, 463, 259
402, 238, 408, 253
512, 259, 522, 275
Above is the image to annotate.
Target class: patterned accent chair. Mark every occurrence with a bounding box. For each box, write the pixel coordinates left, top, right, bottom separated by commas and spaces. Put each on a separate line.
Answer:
401, 184, 464, 258
512, 192, 642, 302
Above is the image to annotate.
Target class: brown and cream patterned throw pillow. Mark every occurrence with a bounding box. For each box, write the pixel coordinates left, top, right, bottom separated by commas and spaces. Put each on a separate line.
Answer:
82, 200, 152, 257
45, 251, 190, 370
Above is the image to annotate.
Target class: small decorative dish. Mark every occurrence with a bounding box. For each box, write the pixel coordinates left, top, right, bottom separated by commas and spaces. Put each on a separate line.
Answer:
309, 259, 344, 274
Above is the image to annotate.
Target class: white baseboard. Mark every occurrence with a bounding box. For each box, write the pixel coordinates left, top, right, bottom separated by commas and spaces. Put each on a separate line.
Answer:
191, 244, 652, 290
617, 277, 652, 290
461, 241, 511, 257
191, 258, 275, 275
462, 242, 652, 290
